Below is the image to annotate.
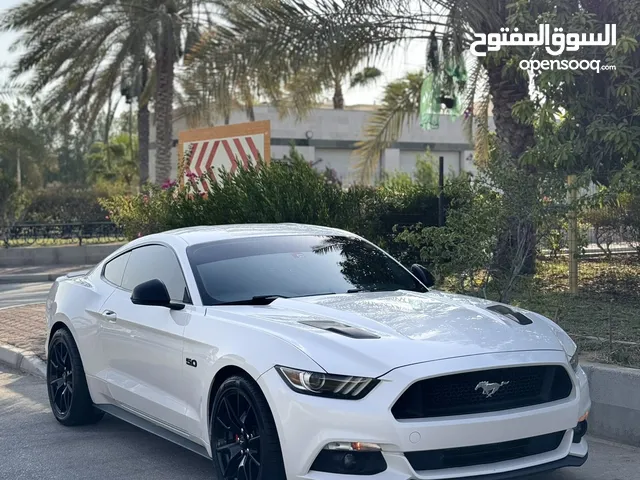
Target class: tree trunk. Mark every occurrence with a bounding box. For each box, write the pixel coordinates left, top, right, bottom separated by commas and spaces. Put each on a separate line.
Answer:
247, 100, 255, 122
138, 59, 150, 185
485, 62, 535, 161
154, 13, 176, 184
332, 80, 344, 109
485, 59, 537, 275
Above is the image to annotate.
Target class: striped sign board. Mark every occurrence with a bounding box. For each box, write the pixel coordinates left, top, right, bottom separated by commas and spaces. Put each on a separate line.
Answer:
178, 120, 271, 192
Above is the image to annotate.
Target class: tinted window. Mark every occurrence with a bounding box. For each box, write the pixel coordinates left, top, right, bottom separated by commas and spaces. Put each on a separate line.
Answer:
103, 251, 131, 286
187, 235, 427, 305
121, 245, 190, 303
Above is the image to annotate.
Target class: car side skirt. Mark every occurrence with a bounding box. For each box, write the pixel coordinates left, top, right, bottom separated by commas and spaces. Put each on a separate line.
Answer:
96, 404, 212, 460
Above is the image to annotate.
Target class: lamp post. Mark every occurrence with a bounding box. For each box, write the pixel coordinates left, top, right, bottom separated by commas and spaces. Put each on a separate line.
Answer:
438, 156, 444, 227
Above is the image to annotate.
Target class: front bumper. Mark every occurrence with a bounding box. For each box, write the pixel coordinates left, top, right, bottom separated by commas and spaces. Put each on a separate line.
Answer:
257, 350, 591, 480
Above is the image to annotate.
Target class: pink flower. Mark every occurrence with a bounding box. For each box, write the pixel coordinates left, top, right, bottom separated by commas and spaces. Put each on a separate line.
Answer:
143, 195, 149, 203
186, 171, 198, 179
200, 192, 207, 197
105, 215, 110, 220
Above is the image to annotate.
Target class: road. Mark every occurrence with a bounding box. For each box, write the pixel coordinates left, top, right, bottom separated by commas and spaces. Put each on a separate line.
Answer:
0, 282, 51, 309
2, 366, 640, 480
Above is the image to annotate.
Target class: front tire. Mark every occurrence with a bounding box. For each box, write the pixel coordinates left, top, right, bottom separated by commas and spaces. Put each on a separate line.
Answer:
47, 328, 104, 426
211, 375, 286, 480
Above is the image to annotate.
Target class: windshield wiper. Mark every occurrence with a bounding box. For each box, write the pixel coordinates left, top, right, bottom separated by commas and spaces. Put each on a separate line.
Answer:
216, 292, 337, 306
347, 288, 400, 293
216, 295, 289, 306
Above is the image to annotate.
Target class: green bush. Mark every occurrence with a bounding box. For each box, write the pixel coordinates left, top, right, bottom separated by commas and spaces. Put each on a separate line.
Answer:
23, 187, 110, 223
0, 171, 32, 246
101, 147, 446, 262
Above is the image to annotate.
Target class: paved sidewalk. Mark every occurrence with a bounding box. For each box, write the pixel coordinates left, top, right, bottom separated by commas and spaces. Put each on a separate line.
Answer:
0, 304, 46, 360
0, 265, 94, 284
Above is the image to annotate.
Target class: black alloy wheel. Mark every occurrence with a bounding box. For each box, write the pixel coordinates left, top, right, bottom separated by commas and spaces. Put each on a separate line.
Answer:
211, 376, 286, 480
46, 328, 104, 426
48, 338, 74, 417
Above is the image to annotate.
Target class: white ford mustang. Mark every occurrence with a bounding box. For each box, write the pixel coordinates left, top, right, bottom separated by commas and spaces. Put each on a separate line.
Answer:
44, 224, 590, 480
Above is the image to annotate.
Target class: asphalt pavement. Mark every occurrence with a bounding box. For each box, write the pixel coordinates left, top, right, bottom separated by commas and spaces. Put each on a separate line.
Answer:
2, 366, 640, 480
0, 281, 52, 309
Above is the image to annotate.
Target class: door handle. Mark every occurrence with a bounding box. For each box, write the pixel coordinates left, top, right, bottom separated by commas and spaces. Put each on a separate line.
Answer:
102, 310, 117, 323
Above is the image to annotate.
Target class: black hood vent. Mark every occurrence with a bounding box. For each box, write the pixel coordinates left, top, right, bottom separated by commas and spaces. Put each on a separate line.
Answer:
298, 320, 380, 339
486, 305, 533, 325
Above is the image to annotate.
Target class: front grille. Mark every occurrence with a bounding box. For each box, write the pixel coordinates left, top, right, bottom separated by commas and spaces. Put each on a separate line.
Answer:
392, 365, 573, 419
405, 431, 566, 471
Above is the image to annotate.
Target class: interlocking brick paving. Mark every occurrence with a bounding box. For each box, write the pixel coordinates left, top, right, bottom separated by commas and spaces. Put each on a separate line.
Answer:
0, 304, 47, 360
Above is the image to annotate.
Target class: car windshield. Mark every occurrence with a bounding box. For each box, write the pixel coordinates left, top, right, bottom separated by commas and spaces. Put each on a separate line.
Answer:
186, 234, 428, 305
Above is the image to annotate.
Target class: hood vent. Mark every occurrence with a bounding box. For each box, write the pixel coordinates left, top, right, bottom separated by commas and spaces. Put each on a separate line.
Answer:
486, 305, 533, 325
298, 320, 380, 339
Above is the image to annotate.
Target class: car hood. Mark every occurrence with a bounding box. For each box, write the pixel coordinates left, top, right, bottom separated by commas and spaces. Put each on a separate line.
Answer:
208, 290, 567, 378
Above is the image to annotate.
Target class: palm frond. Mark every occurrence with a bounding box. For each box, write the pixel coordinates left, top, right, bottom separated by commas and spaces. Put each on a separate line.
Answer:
353, 71, 424, 183
460, 58, 491, 164
350, 66, 383, 89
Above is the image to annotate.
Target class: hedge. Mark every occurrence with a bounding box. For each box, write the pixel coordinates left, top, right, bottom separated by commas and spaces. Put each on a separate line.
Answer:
102, 149, 448, 266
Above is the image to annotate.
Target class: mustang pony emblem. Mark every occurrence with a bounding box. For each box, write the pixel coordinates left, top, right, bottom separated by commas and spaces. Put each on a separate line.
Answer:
475, 381, 510, 398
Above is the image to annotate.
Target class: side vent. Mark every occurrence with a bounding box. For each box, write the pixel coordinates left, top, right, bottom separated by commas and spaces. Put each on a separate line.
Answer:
299, 320, 380, 339
486, 305, 534, 325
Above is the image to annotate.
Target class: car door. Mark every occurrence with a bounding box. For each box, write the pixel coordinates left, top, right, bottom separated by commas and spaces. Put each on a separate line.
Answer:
98, 243, 193, 434
84, 251, 130, 396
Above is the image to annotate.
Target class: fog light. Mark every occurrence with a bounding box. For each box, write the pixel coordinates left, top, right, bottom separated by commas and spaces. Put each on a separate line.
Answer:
310, 444, 387, 475
343, 453, 357, 470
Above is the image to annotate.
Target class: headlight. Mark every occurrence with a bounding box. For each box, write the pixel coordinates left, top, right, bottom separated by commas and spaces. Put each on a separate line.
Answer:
275, 366, 379, 400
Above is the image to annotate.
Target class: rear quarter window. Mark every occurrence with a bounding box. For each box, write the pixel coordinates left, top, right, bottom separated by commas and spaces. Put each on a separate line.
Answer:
103, 251, 131, 287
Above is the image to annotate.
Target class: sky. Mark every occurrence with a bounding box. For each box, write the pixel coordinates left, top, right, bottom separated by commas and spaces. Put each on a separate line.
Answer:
0, 0, 427, 107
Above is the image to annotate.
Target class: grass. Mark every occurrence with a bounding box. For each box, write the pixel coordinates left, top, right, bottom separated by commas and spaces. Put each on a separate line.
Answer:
447, 256, 640, 368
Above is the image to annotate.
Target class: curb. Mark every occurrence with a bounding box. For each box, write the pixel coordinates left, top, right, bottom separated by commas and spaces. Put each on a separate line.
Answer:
0, 267, 92, 284
582, 362, 640, 448
0, 342, 46, 378
0, 302, 46, 311
0, 273, 62, 284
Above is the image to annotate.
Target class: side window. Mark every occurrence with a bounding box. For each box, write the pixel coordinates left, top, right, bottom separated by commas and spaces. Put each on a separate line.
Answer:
121, 245, 190, 303
103, 251, 131, 287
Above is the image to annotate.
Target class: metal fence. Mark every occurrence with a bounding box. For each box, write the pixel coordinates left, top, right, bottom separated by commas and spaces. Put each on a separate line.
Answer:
1, 222, 125, 248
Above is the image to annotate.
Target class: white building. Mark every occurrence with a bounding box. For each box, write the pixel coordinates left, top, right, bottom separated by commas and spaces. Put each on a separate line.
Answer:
149, 105, 490, 184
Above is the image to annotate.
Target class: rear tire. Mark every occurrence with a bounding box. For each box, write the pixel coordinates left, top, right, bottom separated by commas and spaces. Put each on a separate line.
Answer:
210, 375, 286, 480
46, 328, 104, 426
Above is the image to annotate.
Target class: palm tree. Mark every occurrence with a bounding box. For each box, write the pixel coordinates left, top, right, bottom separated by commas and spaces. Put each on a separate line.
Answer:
1, 0, 211, 185
210, 0, 383, 113
220, 0, 529, 165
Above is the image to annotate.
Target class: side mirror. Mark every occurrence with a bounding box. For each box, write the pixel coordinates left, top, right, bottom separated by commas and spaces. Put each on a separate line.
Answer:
131, 279, 185, 310
411, 264, 435, 288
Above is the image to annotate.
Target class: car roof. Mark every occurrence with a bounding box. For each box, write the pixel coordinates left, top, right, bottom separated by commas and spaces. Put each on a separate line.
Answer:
144, 223, 356, 246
